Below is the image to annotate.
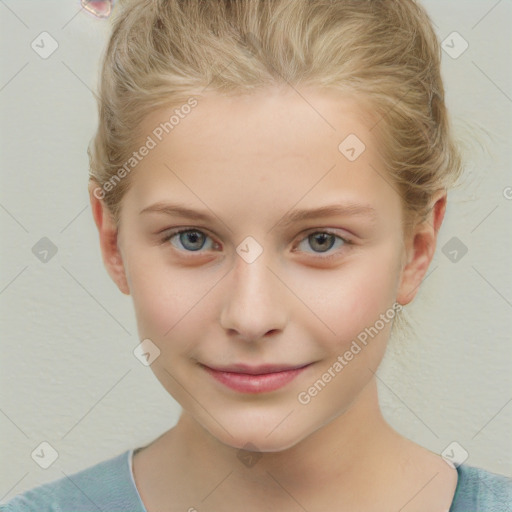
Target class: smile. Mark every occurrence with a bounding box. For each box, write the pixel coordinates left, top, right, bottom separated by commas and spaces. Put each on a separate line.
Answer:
200, 363, 312, 394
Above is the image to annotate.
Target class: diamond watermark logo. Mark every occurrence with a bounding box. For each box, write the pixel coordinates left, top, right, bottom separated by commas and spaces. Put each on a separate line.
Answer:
338, 134, 366, 162
31, 441, 59, 469
31, 32, 59, 59
236, 442, 263, 468
133, 338, 161, 366
442, 236, 468, 263
442, 32, 469, 59
236, 236, 263, 264
441, 441, 468, 468
32, 237, 58, 263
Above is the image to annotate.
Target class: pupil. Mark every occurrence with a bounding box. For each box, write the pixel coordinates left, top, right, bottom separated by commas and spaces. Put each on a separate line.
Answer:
181, 231, 204, 251
311, 233, 334, 252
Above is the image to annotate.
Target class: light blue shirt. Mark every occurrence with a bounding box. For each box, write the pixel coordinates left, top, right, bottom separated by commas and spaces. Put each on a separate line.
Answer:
2, 449, 511, 511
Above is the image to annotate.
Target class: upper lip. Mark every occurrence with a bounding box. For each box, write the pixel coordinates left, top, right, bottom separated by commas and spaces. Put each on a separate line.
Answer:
201, 363, 311, 375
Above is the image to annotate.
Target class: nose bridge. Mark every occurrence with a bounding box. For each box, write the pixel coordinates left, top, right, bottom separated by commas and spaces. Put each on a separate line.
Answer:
219, 244, 286, 341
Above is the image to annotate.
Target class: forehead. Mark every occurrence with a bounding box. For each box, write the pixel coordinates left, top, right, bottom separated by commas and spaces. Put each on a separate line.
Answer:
140, 85, 379, 160
123, 85, 400, 224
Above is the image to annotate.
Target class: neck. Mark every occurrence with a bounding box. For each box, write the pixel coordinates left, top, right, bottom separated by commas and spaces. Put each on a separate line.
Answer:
145, 378, 406, 510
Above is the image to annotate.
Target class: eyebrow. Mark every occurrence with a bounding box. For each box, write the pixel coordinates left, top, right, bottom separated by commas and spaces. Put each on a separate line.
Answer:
139, 201, 377, 227
273, 203, 377, 229
140, 202, 217, 221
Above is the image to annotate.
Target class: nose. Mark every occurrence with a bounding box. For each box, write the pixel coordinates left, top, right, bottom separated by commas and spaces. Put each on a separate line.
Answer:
219, 249, 287, 343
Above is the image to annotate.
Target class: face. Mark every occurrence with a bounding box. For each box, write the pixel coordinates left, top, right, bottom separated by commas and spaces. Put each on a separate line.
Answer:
91, 85, 439, 452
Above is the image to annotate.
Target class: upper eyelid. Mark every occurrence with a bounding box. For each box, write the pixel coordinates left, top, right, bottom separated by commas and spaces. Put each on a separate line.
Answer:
161, 226, 350, 238
296, 228, 351, 244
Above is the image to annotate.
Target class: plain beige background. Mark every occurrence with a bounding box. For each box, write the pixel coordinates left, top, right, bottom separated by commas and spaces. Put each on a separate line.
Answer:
1, 0, 511, 499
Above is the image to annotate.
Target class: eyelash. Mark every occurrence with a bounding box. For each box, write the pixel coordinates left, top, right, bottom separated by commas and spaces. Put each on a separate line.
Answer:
159, 227, 352, 260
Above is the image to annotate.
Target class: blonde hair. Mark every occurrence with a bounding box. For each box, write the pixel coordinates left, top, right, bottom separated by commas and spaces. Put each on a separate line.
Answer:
89, 0, 463, 231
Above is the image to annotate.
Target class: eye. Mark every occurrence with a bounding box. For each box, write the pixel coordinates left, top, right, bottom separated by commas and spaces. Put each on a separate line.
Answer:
294, 230, 350, 258
161, 228, 219, 252
160, 228, 351, 259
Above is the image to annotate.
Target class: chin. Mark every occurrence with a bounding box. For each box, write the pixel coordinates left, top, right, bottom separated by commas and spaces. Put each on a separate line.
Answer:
224, 433, 305, 454
201, 415, 314, 454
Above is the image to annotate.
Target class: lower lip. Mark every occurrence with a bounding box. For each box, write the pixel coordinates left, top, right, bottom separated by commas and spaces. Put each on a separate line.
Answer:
202, 365, 310, 394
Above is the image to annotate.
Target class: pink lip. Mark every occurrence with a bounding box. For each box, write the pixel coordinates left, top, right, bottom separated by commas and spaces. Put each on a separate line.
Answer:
201, 363, 312, 393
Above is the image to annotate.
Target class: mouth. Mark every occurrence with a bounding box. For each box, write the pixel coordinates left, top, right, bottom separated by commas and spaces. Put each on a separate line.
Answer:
200, 362, 313, 394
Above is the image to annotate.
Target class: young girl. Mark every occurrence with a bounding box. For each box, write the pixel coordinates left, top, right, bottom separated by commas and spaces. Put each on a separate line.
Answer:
3, 0, 511, 510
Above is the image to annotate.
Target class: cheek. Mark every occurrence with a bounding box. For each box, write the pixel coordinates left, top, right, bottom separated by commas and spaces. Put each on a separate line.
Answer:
292, 243, 402, 351
126, 254, 219, 343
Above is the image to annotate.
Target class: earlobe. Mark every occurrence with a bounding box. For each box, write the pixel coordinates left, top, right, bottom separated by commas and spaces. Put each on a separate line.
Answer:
396, 191, 447, 305
88, 181, 130, 295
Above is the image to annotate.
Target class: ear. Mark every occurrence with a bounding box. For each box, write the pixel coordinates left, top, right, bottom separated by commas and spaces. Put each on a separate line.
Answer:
88, 181, 130, 295
396, 190, 446, 305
